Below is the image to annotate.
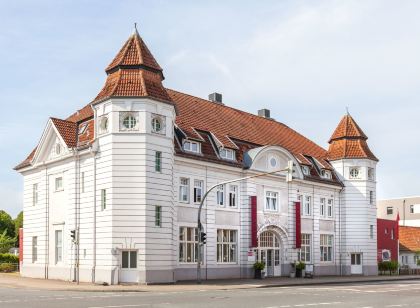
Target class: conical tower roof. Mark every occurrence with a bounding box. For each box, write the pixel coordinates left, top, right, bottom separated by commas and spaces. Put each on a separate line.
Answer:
327, 114, 378, 161
92, 27, 172, 104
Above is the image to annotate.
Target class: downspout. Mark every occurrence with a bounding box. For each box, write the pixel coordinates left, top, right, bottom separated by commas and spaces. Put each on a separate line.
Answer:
44, 165, 49, 279
91, 143, 98, 283
403, 199, 406, 226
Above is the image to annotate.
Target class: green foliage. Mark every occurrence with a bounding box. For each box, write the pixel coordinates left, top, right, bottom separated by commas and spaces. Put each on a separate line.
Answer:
378, 261, 399, 274
0, 210, 15, 238
13, 211, 23, 246
0, 230, 16, 253
253, 261, 265, 270
295, 261, 306, 270
0, 253, 19, 264
0, 263, 16, 273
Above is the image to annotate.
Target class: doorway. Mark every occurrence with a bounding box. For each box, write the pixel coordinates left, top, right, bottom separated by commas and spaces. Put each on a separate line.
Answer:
257, 231, 281, 277
350, 253, 363, 275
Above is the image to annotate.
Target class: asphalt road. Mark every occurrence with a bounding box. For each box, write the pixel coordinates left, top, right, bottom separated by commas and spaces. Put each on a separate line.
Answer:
1, 280, 420, 308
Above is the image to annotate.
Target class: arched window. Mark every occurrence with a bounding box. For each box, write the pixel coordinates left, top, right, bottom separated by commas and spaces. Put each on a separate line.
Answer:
259, 231, 280, 248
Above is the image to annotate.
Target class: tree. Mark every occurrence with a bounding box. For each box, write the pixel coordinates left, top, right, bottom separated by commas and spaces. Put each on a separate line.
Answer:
0, 211, 15, 238
0, 230, 15, 253
14, 211, 23, 247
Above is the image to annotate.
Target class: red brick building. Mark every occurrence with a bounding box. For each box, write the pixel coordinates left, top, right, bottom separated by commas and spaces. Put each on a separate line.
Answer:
377, 218, 399, 262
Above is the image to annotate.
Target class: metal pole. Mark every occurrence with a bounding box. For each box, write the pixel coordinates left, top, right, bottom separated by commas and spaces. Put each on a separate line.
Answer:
196, 166, 291, 284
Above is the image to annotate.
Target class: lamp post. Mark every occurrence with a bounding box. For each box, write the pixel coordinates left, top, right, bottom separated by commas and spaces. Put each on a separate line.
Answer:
196, 161, 293, 284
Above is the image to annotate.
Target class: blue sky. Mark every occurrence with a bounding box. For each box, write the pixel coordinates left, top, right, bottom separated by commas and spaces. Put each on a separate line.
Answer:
1, 0, 420, 217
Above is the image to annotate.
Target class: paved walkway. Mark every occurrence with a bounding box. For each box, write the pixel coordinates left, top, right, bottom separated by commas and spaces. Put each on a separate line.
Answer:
0, 272, 419, 292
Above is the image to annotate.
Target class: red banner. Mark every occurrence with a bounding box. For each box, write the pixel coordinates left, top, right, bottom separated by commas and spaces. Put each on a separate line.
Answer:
250, 196, 258, 248
295, 202, 301, 249
19, 228, 23, 264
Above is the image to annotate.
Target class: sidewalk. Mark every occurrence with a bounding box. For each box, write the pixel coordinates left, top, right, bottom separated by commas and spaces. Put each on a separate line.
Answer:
0, 272, 419, 293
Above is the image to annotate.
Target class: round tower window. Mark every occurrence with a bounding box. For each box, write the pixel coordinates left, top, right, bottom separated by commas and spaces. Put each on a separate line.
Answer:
349, 167, 360, 179
100, 117, 108, 131
152, 117, 162, 132
123, 115, 137, 129
270, 158, 277, 168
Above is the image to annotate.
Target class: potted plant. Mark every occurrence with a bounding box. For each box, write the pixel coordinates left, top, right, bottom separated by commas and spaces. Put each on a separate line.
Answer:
295, 261, 305, 278
253, 261, 265, 279
289, 262, 296, 278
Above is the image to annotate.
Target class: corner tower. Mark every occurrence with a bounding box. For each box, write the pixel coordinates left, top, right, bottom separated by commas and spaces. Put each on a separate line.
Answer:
91, 27, 176, 284
328, 114, 378, 275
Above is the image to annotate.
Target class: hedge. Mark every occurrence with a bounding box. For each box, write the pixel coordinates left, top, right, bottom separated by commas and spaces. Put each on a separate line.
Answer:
378, 261, 399, 274
0, 263, 16, 273
0, 253, 19, 264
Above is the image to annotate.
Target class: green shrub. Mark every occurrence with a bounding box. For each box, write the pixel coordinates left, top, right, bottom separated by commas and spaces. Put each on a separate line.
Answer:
0, 263, 16, 273
253, 261, 265, 270
378, 261, 399, 274
296, 261, 305, 270
0, 253, 19, 264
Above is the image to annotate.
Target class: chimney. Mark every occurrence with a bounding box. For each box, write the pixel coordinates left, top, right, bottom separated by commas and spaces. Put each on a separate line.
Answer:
258, 109, 271, 119
209, 92, 223, 104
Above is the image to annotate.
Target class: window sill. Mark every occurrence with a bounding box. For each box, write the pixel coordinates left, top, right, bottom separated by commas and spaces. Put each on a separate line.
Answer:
216, 262, 238, 265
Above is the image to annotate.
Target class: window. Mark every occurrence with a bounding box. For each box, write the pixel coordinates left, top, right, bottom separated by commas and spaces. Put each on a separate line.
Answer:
151, 117, 162, 133
320, 234, 333, 262
321, 170, 331, 179
194, 180, 203, 203
179, 178, 189, 202
99, 116, 108, 134
349, 167, 360, 179
220, 148, 235, 160
269, 157, 277, 168
183, 140, 200, 153
370, 225, 374, 239
32, 236, 37, 263
229, 185, 238, 207
387, 207, 393, 215
32, 183, 38, 206
368, 168, 375, 181
55, 144, 61, 155
217, 185, 225, 206
320, 198, 325, 217
369, 191, 374, 205
55, 177, 63, 191
121, 250, 137, 269
155, 151, 162, 172
217, 229, 237, 263
302, 166, 310, 176
55, 230, 62, 264
265, 191, 278, 211
81, 172, 85, 193
385, 228, 388, 234
410, 205, 414, 214
101, 189, 106, 210
179, 227, 199, 263
155, 206, 162, 227
391, 228, 395, 240
78, 123, 88, 135
327, 199, 333, 218
123, 115, 137, 129
303, 196, 312, 216
298, 234, 311, 262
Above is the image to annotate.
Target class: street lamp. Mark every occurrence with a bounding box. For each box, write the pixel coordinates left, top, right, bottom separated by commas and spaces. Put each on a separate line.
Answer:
196, 161, 293, 284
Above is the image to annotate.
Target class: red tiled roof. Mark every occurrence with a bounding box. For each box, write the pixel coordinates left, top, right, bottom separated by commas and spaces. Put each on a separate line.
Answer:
51, 118, 78, 148
67, 104, 93, 122
327, 114, 378, 161
400, 226, 420, 252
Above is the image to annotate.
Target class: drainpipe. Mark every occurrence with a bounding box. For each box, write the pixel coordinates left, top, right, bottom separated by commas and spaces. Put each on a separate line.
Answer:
403, 199, 406, 226
91, 141, 98, 283
44, 164, 49, 279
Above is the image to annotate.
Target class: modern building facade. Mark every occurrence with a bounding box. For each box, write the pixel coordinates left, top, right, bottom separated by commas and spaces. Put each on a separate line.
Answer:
378, 197, 420, 227
15, 29, 379, 284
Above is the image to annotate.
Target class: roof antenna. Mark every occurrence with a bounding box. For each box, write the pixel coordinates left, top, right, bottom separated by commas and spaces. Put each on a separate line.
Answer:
134, 22, 138, 35
346, 106, 350, 115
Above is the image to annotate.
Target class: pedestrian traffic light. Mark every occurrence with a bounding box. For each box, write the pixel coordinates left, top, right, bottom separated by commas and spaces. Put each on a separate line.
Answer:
70, 230, 76, 242
200, 232, 207, 245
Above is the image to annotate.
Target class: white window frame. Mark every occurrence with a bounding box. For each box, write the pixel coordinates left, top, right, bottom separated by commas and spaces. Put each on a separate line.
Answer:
302, 166, 310, 176
193, 180, 203, 203
55, 177, 63, 192
121, 250, 137, 269
179, 227, 199, 263
368, 167, 375, 181
349, 167, 361, 179
220, 148, 235, 160
320, 234, 333, 262
320, 198, 326, 217
228, 185, 238, 208
217, 229, 238, 264
265, 191, 278, 211
179, 178, 190, 203
32, 183, 38, 206
298, 233, 311, 263
321, 170, 332, 179
327, 199, 333, 218
155, 151, 162, 172
32, 236, 37, 263
101, 189, 106, 210
303, 195, 312, 216
98, 115, 109, 134
55, 230, 63, 264
155, 205, 162, 227
151, 116, 163, 133
217, 185, 225, 206
183, 140, 200, 153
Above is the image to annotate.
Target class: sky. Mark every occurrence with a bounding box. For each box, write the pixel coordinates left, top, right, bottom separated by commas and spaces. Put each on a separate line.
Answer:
1, 0, 420, 217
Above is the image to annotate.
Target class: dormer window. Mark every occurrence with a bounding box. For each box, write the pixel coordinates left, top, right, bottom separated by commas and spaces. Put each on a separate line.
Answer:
78, 123, 88, 135
349, 167, 360, 179
321, 169, 332, 179
302, 166, 310, 176
220, 148, 235, 160
183, 140, 200, 153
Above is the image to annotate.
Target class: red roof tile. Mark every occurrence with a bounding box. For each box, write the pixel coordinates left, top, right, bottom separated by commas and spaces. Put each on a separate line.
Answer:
400, 226, 420, 252
51, 118, 78, 148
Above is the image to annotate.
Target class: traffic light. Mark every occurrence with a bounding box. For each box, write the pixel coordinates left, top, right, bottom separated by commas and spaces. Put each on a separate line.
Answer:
70, 230, 76, 242
200, 232, 207, 245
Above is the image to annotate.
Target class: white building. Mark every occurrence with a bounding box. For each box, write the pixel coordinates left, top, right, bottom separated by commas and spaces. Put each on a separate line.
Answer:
377, 196, 420, 227
15, 29, 379, 284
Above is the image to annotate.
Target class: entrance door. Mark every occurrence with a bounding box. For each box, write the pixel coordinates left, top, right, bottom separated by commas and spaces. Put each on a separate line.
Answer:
266, 250, 274, 276
120, 250, 139, 283
350, 253, 363, 275
258, 231, 282, 277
